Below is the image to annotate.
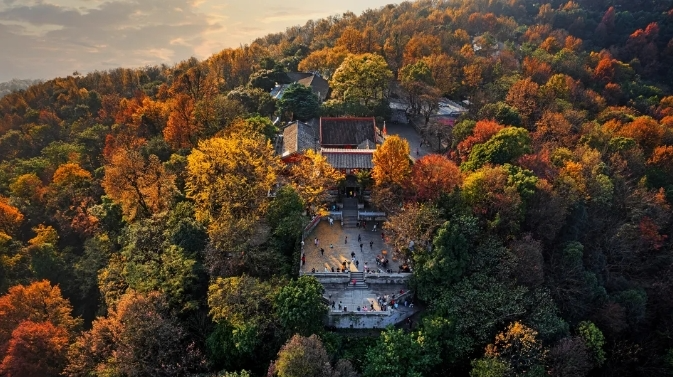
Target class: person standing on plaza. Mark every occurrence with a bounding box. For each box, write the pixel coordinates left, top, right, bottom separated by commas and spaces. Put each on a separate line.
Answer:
345, 236, 348, 244
370, 240, 373, 249
360, 243, 363, 251
320, 248, 324, 256
357, 234, 361, 242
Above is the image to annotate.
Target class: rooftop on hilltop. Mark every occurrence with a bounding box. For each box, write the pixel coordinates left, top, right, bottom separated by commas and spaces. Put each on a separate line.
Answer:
271, 72, 330, 102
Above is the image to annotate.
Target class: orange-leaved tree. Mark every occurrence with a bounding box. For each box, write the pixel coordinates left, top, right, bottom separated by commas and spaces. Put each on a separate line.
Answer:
410, 154, 461, 202
506, 78, 541, 127
0, 198, 24, 238
456, 120, 504, 162
0, 280, 80, 358
164, 94, 198, 149
0, 320, 70, 377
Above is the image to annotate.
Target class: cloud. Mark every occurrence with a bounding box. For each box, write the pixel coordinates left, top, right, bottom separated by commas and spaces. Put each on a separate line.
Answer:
0, 0, 395, 82
0, 0, 211, 80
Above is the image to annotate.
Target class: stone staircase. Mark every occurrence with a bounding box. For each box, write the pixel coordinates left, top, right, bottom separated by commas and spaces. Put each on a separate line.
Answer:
342, 198, 359, 228
348, 271, 368, 289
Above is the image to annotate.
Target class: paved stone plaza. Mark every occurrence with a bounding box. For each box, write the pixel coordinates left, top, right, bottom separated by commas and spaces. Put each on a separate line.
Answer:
301, 220, 404, 274
302, 220, 417, 328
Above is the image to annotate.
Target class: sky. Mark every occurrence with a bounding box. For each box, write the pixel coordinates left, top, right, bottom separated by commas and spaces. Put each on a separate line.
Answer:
0, 0, 396, 82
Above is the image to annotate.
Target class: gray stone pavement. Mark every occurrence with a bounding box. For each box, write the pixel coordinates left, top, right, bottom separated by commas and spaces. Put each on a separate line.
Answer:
301, 220, 404, 274
384, 122, 433, 161
323, 283, 412, 313
303, 220, 417, 328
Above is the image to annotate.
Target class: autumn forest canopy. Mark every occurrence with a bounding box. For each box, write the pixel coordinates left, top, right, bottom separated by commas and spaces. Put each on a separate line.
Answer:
2, 0, 673, 376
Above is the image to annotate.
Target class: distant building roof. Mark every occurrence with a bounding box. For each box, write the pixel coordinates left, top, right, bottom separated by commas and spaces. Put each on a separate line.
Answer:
282, 121, 318, 157
321, 148, 374, 169
271, 72, 330, 102
320, 117, 377, 147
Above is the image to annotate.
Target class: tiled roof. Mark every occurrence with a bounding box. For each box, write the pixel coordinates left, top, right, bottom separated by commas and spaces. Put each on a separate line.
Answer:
321, 149, 375, 169
282, 121, 318, 156
285, 72, 330, 101
287, 72, 313, 82
320, 117, 376, 147
298, 75, 329, 101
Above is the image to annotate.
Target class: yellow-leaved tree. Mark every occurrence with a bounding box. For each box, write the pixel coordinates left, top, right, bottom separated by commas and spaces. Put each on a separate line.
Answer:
102, 148, 176, 221
371, 135, 411, 214
186, 128, 279, 261
289, 149, 344, 214
372, 135, 411, 187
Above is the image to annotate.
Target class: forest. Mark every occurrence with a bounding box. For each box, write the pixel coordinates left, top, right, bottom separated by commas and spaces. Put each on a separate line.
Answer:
1, 0, 673, 375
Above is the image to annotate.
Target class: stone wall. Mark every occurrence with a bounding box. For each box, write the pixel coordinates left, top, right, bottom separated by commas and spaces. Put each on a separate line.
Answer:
327, 311, 391, 329
326, 308, 416, 329
364, 272, 412, 285
301, 272, 351, 284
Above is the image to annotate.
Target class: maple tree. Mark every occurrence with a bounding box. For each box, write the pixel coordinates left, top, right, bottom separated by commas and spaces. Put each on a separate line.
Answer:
0, 198, 23, 237
422, 53, 461, 97
335, 27, 369, 54
0, 320, 70, 377
164, 94, 198, 149
506, 78, 541, 127
403, 33, 442, 65
456, 120, 504, 162
523, 57, 552, 84
410, 154, 461, 202
0, 0, 672, 374
0, 280, 80, 356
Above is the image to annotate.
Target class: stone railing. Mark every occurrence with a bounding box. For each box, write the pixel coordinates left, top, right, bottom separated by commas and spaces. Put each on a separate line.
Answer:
300, 271, 351, 284
327, 211, 342, 220
329, 309, 390, 316
363, 272, 412, 285
302, 216, 322, 240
